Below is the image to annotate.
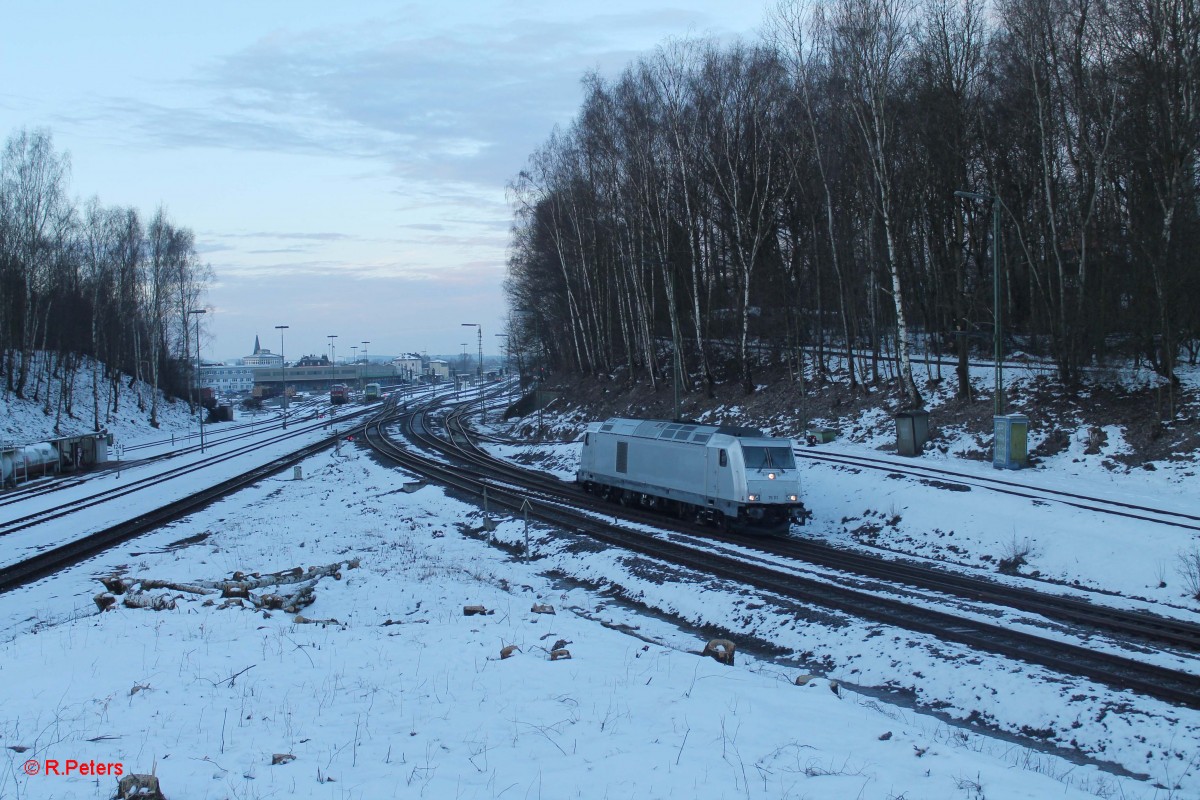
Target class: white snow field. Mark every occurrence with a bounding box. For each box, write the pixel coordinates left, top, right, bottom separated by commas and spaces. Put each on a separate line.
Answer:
1, 360, 1198, 798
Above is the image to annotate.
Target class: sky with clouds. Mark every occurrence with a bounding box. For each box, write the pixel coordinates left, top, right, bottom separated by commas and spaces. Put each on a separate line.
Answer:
0, 2, 769, 362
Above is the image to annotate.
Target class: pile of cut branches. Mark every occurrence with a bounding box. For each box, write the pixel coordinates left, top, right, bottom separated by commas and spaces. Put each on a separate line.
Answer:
94, 559, 359, 620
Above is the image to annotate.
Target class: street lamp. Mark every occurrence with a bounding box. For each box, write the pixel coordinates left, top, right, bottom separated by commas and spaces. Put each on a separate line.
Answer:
361, 341, 370, 392
350, 345, 360, 395
954, 190, 1003, 417
275, 324, 289, 428
459, 343, 468, 397
327, 334, 338, 383
462, 323, 484, 421
188, 309, 207, 453
495, 333, 511, 410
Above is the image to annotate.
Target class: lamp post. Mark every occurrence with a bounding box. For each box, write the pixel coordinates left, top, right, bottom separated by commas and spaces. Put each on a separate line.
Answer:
459, 343, 468, 397
275, 324, 289, 428
361, 341, 370, 392
462, 323, 483, 421
327, 334, 337, 383
954, 190, 1003, 417
351, 346, 358, 393
188, 309, 207, 453
673, 342, 681, 422
495, 333, 510, 410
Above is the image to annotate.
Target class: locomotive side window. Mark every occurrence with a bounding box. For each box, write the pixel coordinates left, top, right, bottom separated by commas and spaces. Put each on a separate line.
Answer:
719, 449, 727, 467
616, 441, 628, 473
585, 433, 592, 446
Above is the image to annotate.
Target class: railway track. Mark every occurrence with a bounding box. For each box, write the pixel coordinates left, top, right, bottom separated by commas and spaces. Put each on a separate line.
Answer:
0, 385, 445, 518
798, 448, 1200, 532
0, 475, 92, 508
0, 408, 369, 538
0, 387, 454, 594
0, 397, 334, 511
474, 409, 1198, 534
0, 430, 351, 594
436, 407, 1200, 650
364, 397, 1200, 710
6, 381, 1196, 711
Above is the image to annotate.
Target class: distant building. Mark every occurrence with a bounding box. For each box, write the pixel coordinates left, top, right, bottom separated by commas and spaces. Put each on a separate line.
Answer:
392, 354, 423, 381
296, 354, 330, 368
243, 335, 283, 367
199, 364, 254, 393
427, 359, 450, 379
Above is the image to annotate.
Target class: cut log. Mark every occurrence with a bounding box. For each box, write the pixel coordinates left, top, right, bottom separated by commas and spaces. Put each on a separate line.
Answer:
100, 576, 129, 594
137, 579, 210, 595
702, 638, 736, 666
257, 594, 286, 610
280, 584, 317, 613
123, 592, 176, 611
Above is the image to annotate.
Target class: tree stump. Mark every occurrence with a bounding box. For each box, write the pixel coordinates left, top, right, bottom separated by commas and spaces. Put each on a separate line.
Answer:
702, 638, 736, 666
115, 773, 165, 800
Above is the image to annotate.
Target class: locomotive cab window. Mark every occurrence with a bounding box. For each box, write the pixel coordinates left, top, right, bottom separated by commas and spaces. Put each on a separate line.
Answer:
585, 433, 592, 446
742, 446, 796, 470
719, 449, 727, 467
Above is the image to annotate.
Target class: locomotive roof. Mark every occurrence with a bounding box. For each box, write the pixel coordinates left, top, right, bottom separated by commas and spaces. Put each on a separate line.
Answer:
597, 417, 781, 444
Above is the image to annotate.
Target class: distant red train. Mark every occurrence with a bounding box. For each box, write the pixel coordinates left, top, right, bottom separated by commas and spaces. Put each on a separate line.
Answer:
330, 383, 350, 405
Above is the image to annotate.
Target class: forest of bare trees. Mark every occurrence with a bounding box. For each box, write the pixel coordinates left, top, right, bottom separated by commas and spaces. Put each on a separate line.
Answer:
505, 0, 1199, 415
0, 128, 212, 432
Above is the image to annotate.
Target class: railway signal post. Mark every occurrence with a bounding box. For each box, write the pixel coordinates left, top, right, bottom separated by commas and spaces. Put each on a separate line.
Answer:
189, 308, 207, 453
276, 324, 289, 428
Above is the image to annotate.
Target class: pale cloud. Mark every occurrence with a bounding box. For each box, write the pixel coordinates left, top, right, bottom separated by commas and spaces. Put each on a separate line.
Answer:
0, 1, 764, 357
127, 7, 740, 185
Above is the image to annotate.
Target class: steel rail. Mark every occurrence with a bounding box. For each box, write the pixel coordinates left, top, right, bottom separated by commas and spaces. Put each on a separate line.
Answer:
0, 408, 374, 537
364, 402, 1200, 709
798, 449, 1200, 530
432, 407, 1200, 652
0, 431, 348, 594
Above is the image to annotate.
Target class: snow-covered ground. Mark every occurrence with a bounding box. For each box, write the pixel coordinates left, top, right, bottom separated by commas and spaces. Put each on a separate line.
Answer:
0, 442, 1171, 800
0, 408, 357, 580
1, 356, 202, 448
2, 360, 1199, 798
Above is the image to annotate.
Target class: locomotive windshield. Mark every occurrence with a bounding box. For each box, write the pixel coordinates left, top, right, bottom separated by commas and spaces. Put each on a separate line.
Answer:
741, 446, 796, 470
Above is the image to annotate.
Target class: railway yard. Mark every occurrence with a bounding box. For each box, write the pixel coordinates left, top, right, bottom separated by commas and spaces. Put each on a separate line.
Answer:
1, 383, 1199, 799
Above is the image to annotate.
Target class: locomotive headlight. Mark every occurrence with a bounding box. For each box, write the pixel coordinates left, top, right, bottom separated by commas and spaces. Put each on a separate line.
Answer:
767, 472, 776, 480
747, 493, 759, 502
788, 494, 798, 502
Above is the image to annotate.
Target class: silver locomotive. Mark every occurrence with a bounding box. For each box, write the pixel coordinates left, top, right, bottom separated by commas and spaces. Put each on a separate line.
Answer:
577, 418, 810, 532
